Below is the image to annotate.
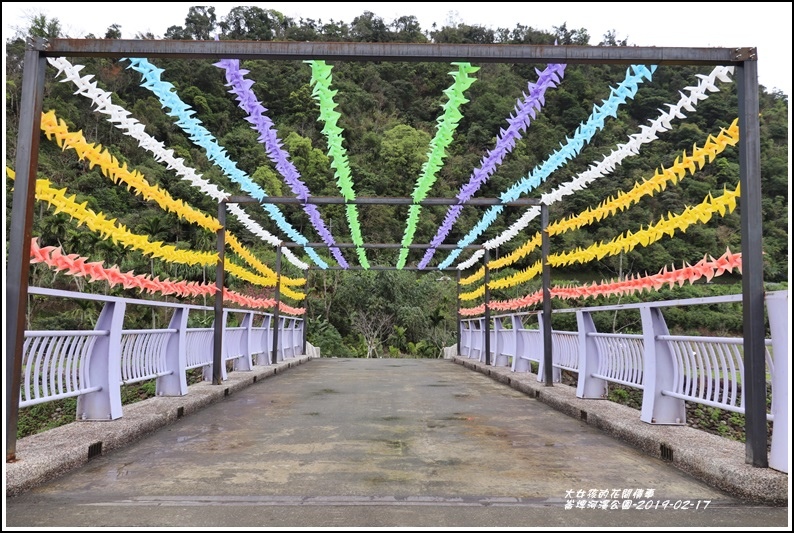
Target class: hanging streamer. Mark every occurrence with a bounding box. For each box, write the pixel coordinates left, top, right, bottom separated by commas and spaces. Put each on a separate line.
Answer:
548, 120, 739, 236
456, 249, 485, 271
460, 267, 485, 286
123, 57, 329, 269
485, 119, 739, 272
7, 168, 306, 299
306, 60, 368, 268
439, 64, 657, 269
46, 57, 309, 271
460, 184, 740, 297
459, 249, 742, 316
215, 57, 348, 268
29, 238, 305, 314
548, 184, 740, 268
489, 234, 543, 271
481, 66, 735, 252
395, 62, 480, 268
39, 109, 305, 289
459, 260, 542, 300
418, 62, 567, 269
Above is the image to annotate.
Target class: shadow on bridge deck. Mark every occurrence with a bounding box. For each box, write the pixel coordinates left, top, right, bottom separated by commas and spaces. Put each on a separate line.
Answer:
4, 357, 789, 528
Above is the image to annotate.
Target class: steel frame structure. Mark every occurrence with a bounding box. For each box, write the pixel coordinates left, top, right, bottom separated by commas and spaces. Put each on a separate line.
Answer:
7, 39, 765, 468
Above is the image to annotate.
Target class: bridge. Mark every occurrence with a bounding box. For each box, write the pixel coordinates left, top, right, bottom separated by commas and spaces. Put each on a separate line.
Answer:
4, 287, 788, 528
4, 38, 789, 528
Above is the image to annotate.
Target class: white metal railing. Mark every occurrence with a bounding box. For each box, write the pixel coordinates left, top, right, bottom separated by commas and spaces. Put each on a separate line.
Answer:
224, 326, 247, 363
658, 335, 774, 418
454, 291, 789, 473
121, 329, 174, 384
20, 331, 103, 408
186, 329, 214, 370
590, 333, 644, 389
19, 287, 304, 422
553, 331, 580, 372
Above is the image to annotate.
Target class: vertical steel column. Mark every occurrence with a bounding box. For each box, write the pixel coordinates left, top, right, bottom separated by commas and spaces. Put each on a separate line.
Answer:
483, 249, 491, 366
302, 316, 308, 356
456, 269, 461, 356
271, 246, 283, 364
6, 40, 47, 462
212, 202, 226, 385
302, 280, 309, 355
737, 57, 767, 467
541, 203, 553, 387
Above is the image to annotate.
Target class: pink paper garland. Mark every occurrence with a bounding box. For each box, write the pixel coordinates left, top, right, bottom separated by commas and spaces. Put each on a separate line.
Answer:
30, 238, 304, 315
460, 250, 742, 316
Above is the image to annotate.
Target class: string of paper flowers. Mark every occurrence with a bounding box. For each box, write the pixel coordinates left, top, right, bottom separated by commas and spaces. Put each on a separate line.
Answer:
459, 249, 742, 316
123, 57, 329, 269
417, 62, 567, 269
7, 168, 304, 300
46, 57, 309, 270
458, 183, 740, 299
29, 238, 304, 315
456, 249, 485, 272
306, 60, 368, 269
215, 56, 349, 268
395, 62, 480, 269
39, 110, 305, 290
461, 118, 740, 283
479, 66, 735, 252
438, 64, 657, 269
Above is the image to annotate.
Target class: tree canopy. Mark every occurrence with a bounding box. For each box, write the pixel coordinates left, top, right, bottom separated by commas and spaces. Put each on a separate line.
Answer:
5, 7, 788, 354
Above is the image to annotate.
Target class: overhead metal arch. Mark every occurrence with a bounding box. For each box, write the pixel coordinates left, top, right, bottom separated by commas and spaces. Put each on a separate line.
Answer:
7, 38, 764, 467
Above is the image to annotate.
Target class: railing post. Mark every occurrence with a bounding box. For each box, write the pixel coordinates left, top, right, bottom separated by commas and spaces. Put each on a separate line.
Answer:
458, 320, 466, 356
276, 317, 287, 362
285, 318, 295, 358
640, 307, 686, 424
156, 306, 188, 396
259, 315, 272, 366
511, 315, 528, 372
576, 310, 608, 399
236, 312, 253, 371
207, 310, 229, 382
301, 316, 307, 356
508, 314, 519, 370
767, 290, 788, 473
77, 301, 126, 421
290, 317, 301, 357
536, 313, 560, 383
492, 317, 508, 366
477, 317, 486, 362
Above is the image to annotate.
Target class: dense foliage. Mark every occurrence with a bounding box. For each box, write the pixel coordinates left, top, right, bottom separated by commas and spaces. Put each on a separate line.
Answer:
5, 7, 789, 356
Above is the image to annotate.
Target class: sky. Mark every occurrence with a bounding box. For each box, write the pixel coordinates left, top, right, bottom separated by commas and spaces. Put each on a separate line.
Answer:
2, 1, 792, 95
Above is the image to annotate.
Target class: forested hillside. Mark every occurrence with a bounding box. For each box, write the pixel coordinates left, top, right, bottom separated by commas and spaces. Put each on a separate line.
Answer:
5, 6, 789, 357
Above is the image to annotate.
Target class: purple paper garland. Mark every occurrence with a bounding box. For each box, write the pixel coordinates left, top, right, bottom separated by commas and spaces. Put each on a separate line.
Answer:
418, 63, 566, 268
215, 58, 349, 269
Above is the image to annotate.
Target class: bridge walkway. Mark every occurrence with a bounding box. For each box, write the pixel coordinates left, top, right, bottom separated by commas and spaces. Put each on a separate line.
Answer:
4, 358, 788, 528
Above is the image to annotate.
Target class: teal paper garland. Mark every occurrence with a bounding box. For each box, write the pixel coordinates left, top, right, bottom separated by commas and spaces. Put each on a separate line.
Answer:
125, 57, 329, 269
437, 65, 657, 269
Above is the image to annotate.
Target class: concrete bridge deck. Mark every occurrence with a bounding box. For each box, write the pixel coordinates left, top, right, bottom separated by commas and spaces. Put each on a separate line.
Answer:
4, 357, 789, 528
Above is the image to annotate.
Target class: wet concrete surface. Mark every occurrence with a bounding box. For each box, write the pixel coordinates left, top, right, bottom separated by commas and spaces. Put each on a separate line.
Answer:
4, 358, 789, 528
